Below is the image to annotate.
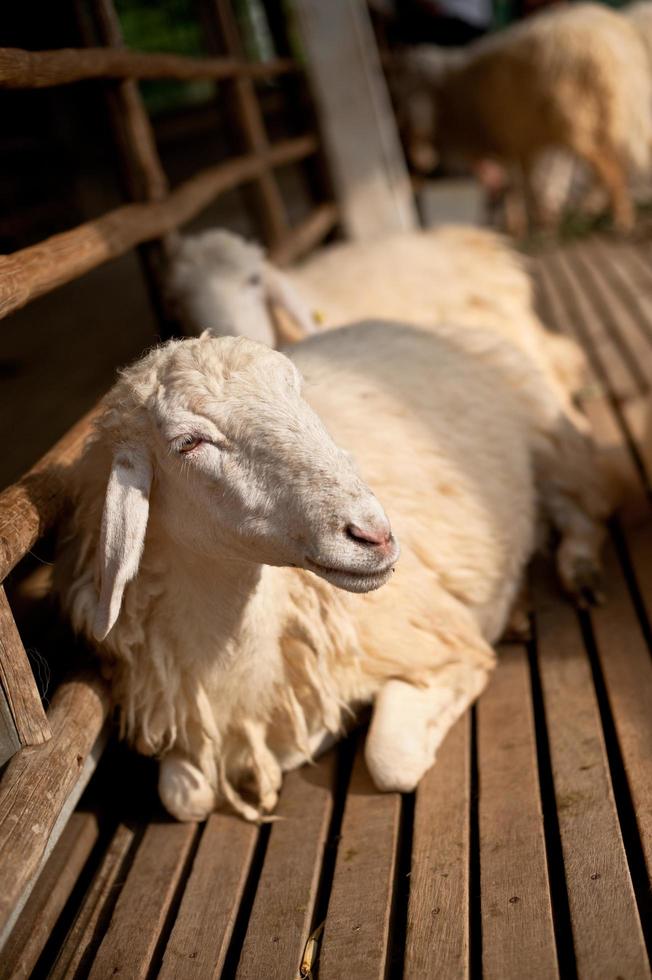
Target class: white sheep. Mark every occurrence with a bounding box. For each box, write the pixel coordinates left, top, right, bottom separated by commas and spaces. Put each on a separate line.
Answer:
392, 3, 652, 230
165, 230, 317, 347
166, 225, 589, 426
57, 325, 607, 822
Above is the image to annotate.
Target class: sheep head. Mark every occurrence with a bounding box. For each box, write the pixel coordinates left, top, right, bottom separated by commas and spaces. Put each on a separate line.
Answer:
167, 230, 317, 346
90, 334, 399, 640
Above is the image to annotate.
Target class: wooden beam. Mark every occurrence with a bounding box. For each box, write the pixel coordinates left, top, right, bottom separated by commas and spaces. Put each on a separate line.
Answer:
0, 586, 51, 765
85, 0, 176, 339
211, 0, 289, 248
293, 0, 417, 240
0, 135, 318, 322
269, 201, 338, 266
0, 45, 296, 88
0, 405, 102, 584
0, 671, 110, 948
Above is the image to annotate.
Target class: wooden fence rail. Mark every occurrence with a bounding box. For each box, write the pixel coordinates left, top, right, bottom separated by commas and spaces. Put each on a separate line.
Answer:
0, 46, 296, 89
0, 135, 318, 322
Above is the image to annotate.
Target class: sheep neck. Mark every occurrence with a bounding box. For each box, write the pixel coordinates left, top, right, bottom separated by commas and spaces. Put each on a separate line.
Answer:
149, 528, 277, 663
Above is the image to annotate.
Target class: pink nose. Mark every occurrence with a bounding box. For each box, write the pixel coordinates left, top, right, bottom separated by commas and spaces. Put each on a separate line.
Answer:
346, 523, 392, 552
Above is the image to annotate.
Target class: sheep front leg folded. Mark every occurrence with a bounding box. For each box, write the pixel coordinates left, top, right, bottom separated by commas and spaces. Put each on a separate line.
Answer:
159, 751, 217, 822
365, 661, 492, 794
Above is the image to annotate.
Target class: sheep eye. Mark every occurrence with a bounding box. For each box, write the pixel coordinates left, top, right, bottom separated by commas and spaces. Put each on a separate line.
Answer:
178, 436, 203, 454
247, 273, 261, 287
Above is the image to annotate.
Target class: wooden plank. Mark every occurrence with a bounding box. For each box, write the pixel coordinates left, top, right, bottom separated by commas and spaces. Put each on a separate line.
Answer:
236, 755, 336, 979
533, 566, 649, 979
477, 645, 558, 980
293, 0, 417, 240
49, 823, 136, 980
270, 202, 339, 267
88, 821, 198, 980
211, 0, 288, 248
591, 534, 652, 883
0, 46, 295, 88
0, 404, 101, 583
0, 672, 109, 945
158, 814, 258, 980
0, 585, 50, 758
621, 395, 652, 492
0, 812, 100, 980
588, 241, 652, 350
570, 243, 650, 393
0, 135, 317, 322
405, 715, 470, 979
535, 258, 648, 522
539, 251, 639, 401
319, 741, 401, 980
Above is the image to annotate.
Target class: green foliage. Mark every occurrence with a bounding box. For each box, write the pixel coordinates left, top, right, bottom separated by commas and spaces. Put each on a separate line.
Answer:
115, 0, 213, 115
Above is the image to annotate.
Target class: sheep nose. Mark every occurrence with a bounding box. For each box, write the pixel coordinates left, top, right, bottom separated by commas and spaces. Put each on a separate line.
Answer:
346, 523, 393, 552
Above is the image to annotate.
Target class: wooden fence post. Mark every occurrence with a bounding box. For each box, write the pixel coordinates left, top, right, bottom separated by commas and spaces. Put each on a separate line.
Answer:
292, 0, 417, 240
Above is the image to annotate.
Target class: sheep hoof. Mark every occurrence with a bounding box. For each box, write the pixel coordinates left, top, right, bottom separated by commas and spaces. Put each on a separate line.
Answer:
564, 556, 605, 609
159, 756, 216, 822
260, 789, 279, 813
364, 737, 431, 794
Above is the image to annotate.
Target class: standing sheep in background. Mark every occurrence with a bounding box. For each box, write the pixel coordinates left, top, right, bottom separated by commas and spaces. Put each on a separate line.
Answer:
392, 3, 652, 231
57, 326, 608, 822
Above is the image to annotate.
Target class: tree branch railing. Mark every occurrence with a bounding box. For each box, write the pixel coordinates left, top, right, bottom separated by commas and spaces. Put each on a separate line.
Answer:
0, 45, 297, 89
0, 135, 319, 322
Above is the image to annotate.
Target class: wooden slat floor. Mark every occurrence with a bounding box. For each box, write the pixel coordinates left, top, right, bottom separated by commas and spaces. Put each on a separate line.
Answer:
3, 236, 652, 980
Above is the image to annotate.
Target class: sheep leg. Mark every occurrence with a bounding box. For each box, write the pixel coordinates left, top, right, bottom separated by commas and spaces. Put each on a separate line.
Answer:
364, 662, 490, 793
578, 144, 634, 232
540, 473, 607, 607
534, 411, 610, 605
159, 751, 217, 822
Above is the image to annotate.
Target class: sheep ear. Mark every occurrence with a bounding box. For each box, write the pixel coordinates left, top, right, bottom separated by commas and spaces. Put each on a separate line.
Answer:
93, 446, 152, 642
263, 264, 318, 344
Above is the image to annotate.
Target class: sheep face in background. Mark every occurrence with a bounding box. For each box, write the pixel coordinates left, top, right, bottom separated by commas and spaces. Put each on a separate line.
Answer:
167, 230, 317, 345
91, 334, 398, 641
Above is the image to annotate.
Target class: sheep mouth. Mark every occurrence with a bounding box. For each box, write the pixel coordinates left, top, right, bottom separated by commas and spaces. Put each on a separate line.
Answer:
304, 557, 397, 593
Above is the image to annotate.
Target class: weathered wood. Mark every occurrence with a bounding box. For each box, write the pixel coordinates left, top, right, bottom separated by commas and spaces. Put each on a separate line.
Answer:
540, 251, 639, 401
621, 396, 652, 491
0, 585, 50, 760
270, 201, 339, 267
535, 254, 649, 522
158, 814, 258, 979
0, 812, 100, 980
293, 0, 417, 240
477, 645, 558, 980
87, 0, 168, 204
404, 716, 471, 979
0, 45, 295, 89
236, 754, 336, 979
211, 0, 288, 248
87, 0, 176, 338
88, 821, 198, 980
570, 244, 650, 394
0, 404, 101, 583
319, 741, 401, 980
0, 135, 317, 322
0, 688, 21, 770
591, 535, 652, 883
49, 823, 137, 980
0, 671, 110, 945
533, 566, 649, 979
